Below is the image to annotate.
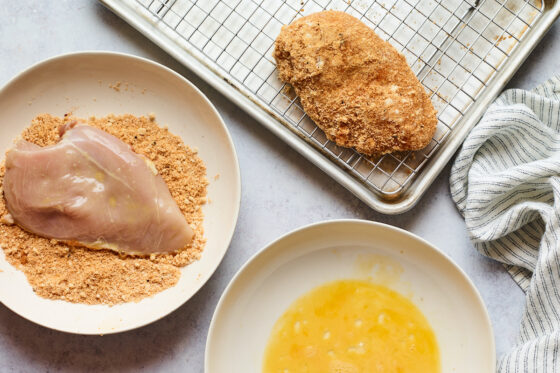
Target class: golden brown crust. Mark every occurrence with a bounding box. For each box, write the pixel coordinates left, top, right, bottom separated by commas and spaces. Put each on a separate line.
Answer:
273, 11, 437, 155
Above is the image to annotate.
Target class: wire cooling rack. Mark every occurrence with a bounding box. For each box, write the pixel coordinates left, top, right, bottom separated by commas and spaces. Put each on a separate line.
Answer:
101, 0, 560, 213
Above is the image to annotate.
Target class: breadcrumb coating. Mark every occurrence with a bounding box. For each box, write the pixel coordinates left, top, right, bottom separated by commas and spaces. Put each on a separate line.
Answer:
0, 114, 208, 305
274, 11, 437, 155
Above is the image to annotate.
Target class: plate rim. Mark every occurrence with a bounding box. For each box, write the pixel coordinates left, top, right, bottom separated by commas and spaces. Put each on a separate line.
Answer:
0, 50, 241, 335
204, 219, 496, 372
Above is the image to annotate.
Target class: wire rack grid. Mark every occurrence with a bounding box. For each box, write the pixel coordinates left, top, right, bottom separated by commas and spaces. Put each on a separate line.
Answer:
112, 0, 544, 199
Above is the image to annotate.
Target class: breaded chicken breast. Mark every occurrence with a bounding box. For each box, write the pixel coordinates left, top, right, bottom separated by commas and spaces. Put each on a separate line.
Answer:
273, 11, 437, 155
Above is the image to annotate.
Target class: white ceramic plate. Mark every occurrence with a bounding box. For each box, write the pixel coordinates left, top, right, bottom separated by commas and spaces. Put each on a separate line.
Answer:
0, 52, 240, 334
206, 220, 495, 373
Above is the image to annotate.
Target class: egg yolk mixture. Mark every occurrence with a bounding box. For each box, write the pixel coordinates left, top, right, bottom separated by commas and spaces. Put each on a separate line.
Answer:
263, 280, 440, 373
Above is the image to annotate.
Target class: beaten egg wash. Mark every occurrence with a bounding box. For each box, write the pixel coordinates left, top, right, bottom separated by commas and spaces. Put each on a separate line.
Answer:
263, 280, 440, 373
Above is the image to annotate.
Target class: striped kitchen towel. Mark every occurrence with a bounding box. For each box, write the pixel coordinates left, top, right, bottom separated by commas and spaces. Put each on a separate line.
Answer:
450, 75, 560, 372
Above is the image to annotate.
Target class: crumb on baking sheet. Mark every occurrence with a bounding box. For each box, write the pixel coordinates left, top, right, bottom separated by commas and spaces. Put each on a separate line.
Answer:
0, 114, 208, 305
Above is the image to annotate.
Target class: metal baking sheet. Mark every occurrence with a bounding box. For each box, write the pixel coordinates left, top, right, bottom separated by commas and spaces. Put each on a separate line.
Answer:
100, 0, 560, 213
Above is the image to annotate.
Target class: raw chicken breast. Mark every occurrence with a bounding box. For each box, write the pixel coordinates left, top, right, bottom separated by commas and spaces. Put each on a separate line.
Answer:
3, 122, 193, 255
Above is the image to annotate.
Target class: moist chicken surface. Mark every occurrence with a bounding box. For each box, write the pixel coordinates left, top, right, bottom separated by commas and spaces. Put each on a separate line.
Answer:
3, 122, 193, 255
274, 10, 437, 155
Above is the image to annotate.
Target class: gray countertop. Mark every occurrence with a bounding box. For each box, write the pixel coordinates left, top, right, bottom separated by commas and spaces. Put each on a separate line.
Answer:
1, 1, 558, 372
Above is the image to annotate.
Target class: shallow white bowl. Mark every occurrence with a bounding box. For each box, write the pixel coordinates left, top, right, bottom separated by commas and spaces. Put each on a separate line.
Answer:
0, 51, 240, 334
206, 220, 495, 373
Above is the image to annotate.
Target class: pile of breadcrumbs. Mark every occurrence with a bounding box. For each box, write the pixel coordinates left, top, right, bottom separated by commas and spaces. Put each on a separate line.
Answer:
0, 113, 208, 305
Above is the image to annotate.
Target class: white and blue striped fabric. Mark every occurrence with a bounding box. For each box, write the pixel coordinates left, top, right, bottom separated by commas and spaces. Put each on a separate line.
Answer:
450, 76, 560, 372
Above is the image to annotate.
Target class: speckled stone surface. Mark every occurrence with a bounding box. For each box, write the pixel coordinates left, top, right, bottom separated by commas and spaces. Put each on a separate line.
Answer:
0, 1, 558, 372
